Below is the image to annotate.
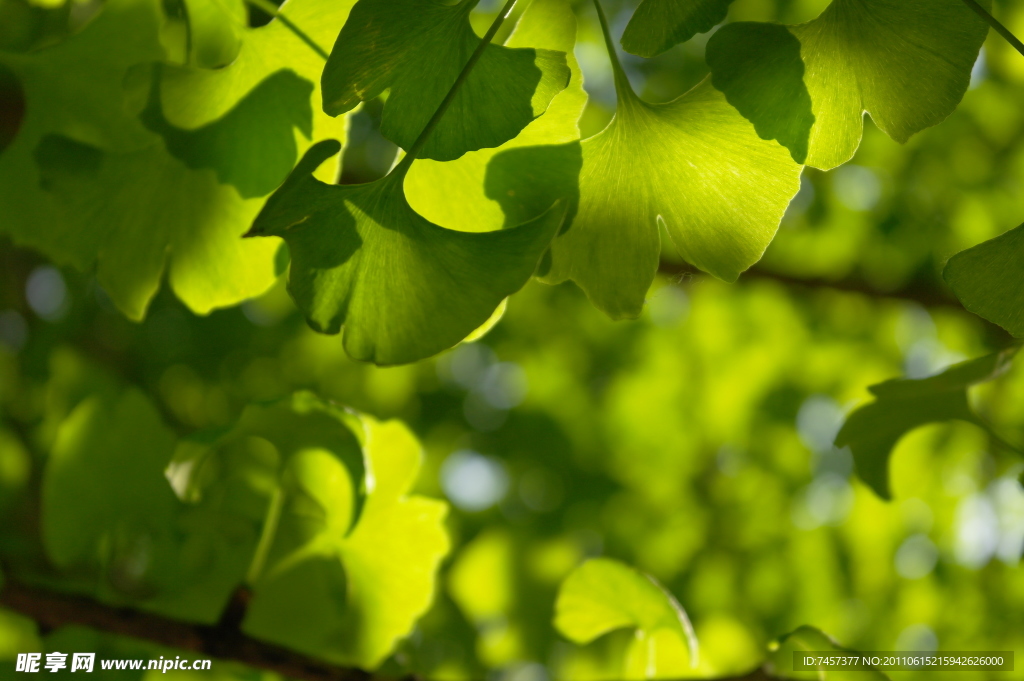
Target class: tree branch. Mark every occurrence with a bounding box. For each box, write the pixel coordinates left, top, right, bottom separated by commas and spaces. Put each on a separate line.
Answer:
0, 579, 378, 681
0, 576, 774, 681
659, 260, 960, 309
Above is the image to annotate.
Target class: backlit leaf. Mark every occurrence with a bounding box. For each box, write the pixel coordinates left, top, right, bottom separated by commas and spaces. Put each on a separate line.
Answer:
1, 0, 353, 319
244, 415, 450, 669
706, 0, 990, 170
42, 389, 178, 572
944, 222, 1024, 337
834, 349, 1017, 500
542, 8, 800, 319
621, 0, 735, 58
321, 0, 571, 161
404, 0, 586, 233
555, 558, 698, 679
246, 140, 566, 365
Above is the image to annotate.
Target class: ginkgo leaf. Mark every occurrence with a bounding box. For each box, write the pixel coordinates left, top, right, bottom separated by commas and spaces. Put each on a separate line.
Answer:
246, 140, 566, 365
160, 0, 247, 69
159, 392, 365, 622
944, 223, 1024, 337
1, 0, 353, 320
177, 391, 366, 520
240, 447, 356, 656
706, 0, 990, 170
542, 4, 801, 320
834, 350, 1017, 500
0, 0, 165, 270
33, 134, 280, 320
555, 558, 698, 679
404, 0, 587, 233
705, 22, 813, 164
766, 626, 890, 680
621, 0, 735, 58
142, 66, 314, 199
320, 0, 571, 161
42, 389, 179, 572
244, 415, 450, 669
156, 0, 352, 154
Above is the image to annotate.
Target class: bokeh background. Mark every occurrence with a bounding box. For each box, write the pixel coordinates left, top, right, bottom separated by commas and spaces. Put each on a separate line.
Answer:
3, 0, 1024, 679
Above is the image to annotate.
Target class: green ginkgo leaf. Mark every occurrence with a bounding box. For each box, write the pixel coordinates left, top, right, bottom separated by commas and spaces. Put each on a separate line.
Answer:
944, 223, 1024, 337
0, 0, 165, 275
160, 0, 247, 69
706, 0, 990, 170
1, 0, 353, 320
404, 0, 587, 233
542, 2, 801, 319
42, 389, 179, 572
321, 0, 571, 161
244, 415, 450, 669
155, 0, 352, 165
621, 0, 735, 58
142, 66, 315, 199
33, 133, 281, 320
555, 558, 698, 679
705, 22, 813, 164
835, 349, 1017, 500
241, 447, 356, 658
246, 140, 565, 365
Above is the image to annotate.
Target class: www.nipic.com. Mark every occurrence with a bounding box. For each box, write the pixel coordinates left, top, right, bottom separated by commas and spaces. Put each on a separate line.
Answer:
15, 653, 213, 673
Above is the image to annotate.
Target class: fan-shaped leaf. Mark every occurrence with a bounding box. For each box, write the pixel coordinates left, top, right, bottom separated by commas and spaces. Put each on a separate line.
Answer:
321, 0, 571, 161
1, 0, 353, 319
404, 0, 587, 233
243, 416, 450, 669
246, 140, 565, 365
835, 350, 1016, 500
42, 389, 178, 572
542, 7, 800, 319
944, 223, 1024, 337
706, 0, 990, 170
555, 558, 698, 679
621, 0, 735, 58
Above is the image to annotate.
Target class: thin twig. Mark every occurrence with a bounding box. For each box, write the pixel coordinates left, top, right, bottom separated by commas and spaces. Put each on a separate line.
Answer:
244, 0, 330, 61
961, 0, 1024, 58
395, 0, 520, 170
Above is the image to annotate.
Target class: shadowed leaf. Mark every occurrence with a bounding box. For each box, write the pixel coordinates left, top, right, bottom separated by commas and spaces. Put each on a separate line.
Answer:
247, 140, 565, 365
621, 0, 735, 58
143, 67, 314, 199
707, 21, 813, 164
404, 0, 586, 234
706, 0, 990, 170
835, 350, 1017, 500
945, 222, 1024, 337
321, 0, 570, 161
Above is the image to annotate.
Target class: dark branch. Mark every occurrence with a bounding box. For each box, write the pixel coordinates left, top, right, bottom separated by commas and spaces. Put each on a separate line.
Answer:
0, 577, 773, 681
659, 260, 959, 309
0, 579, 378, 681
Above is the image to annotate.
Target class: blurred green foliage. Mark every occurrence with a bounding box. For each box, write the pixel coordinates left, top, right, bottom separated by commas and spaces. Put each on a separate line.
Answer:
2, 0, 1024, 680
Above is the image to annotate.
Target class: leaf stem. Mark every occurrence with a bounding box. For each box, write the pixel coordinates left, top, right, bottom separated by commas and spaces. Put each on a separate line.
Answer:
961, 0, 1024, 59
592, 0, 637, 100
244, 0, 330, 61
393, 0, 519, 173
246, 487, 285, 584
